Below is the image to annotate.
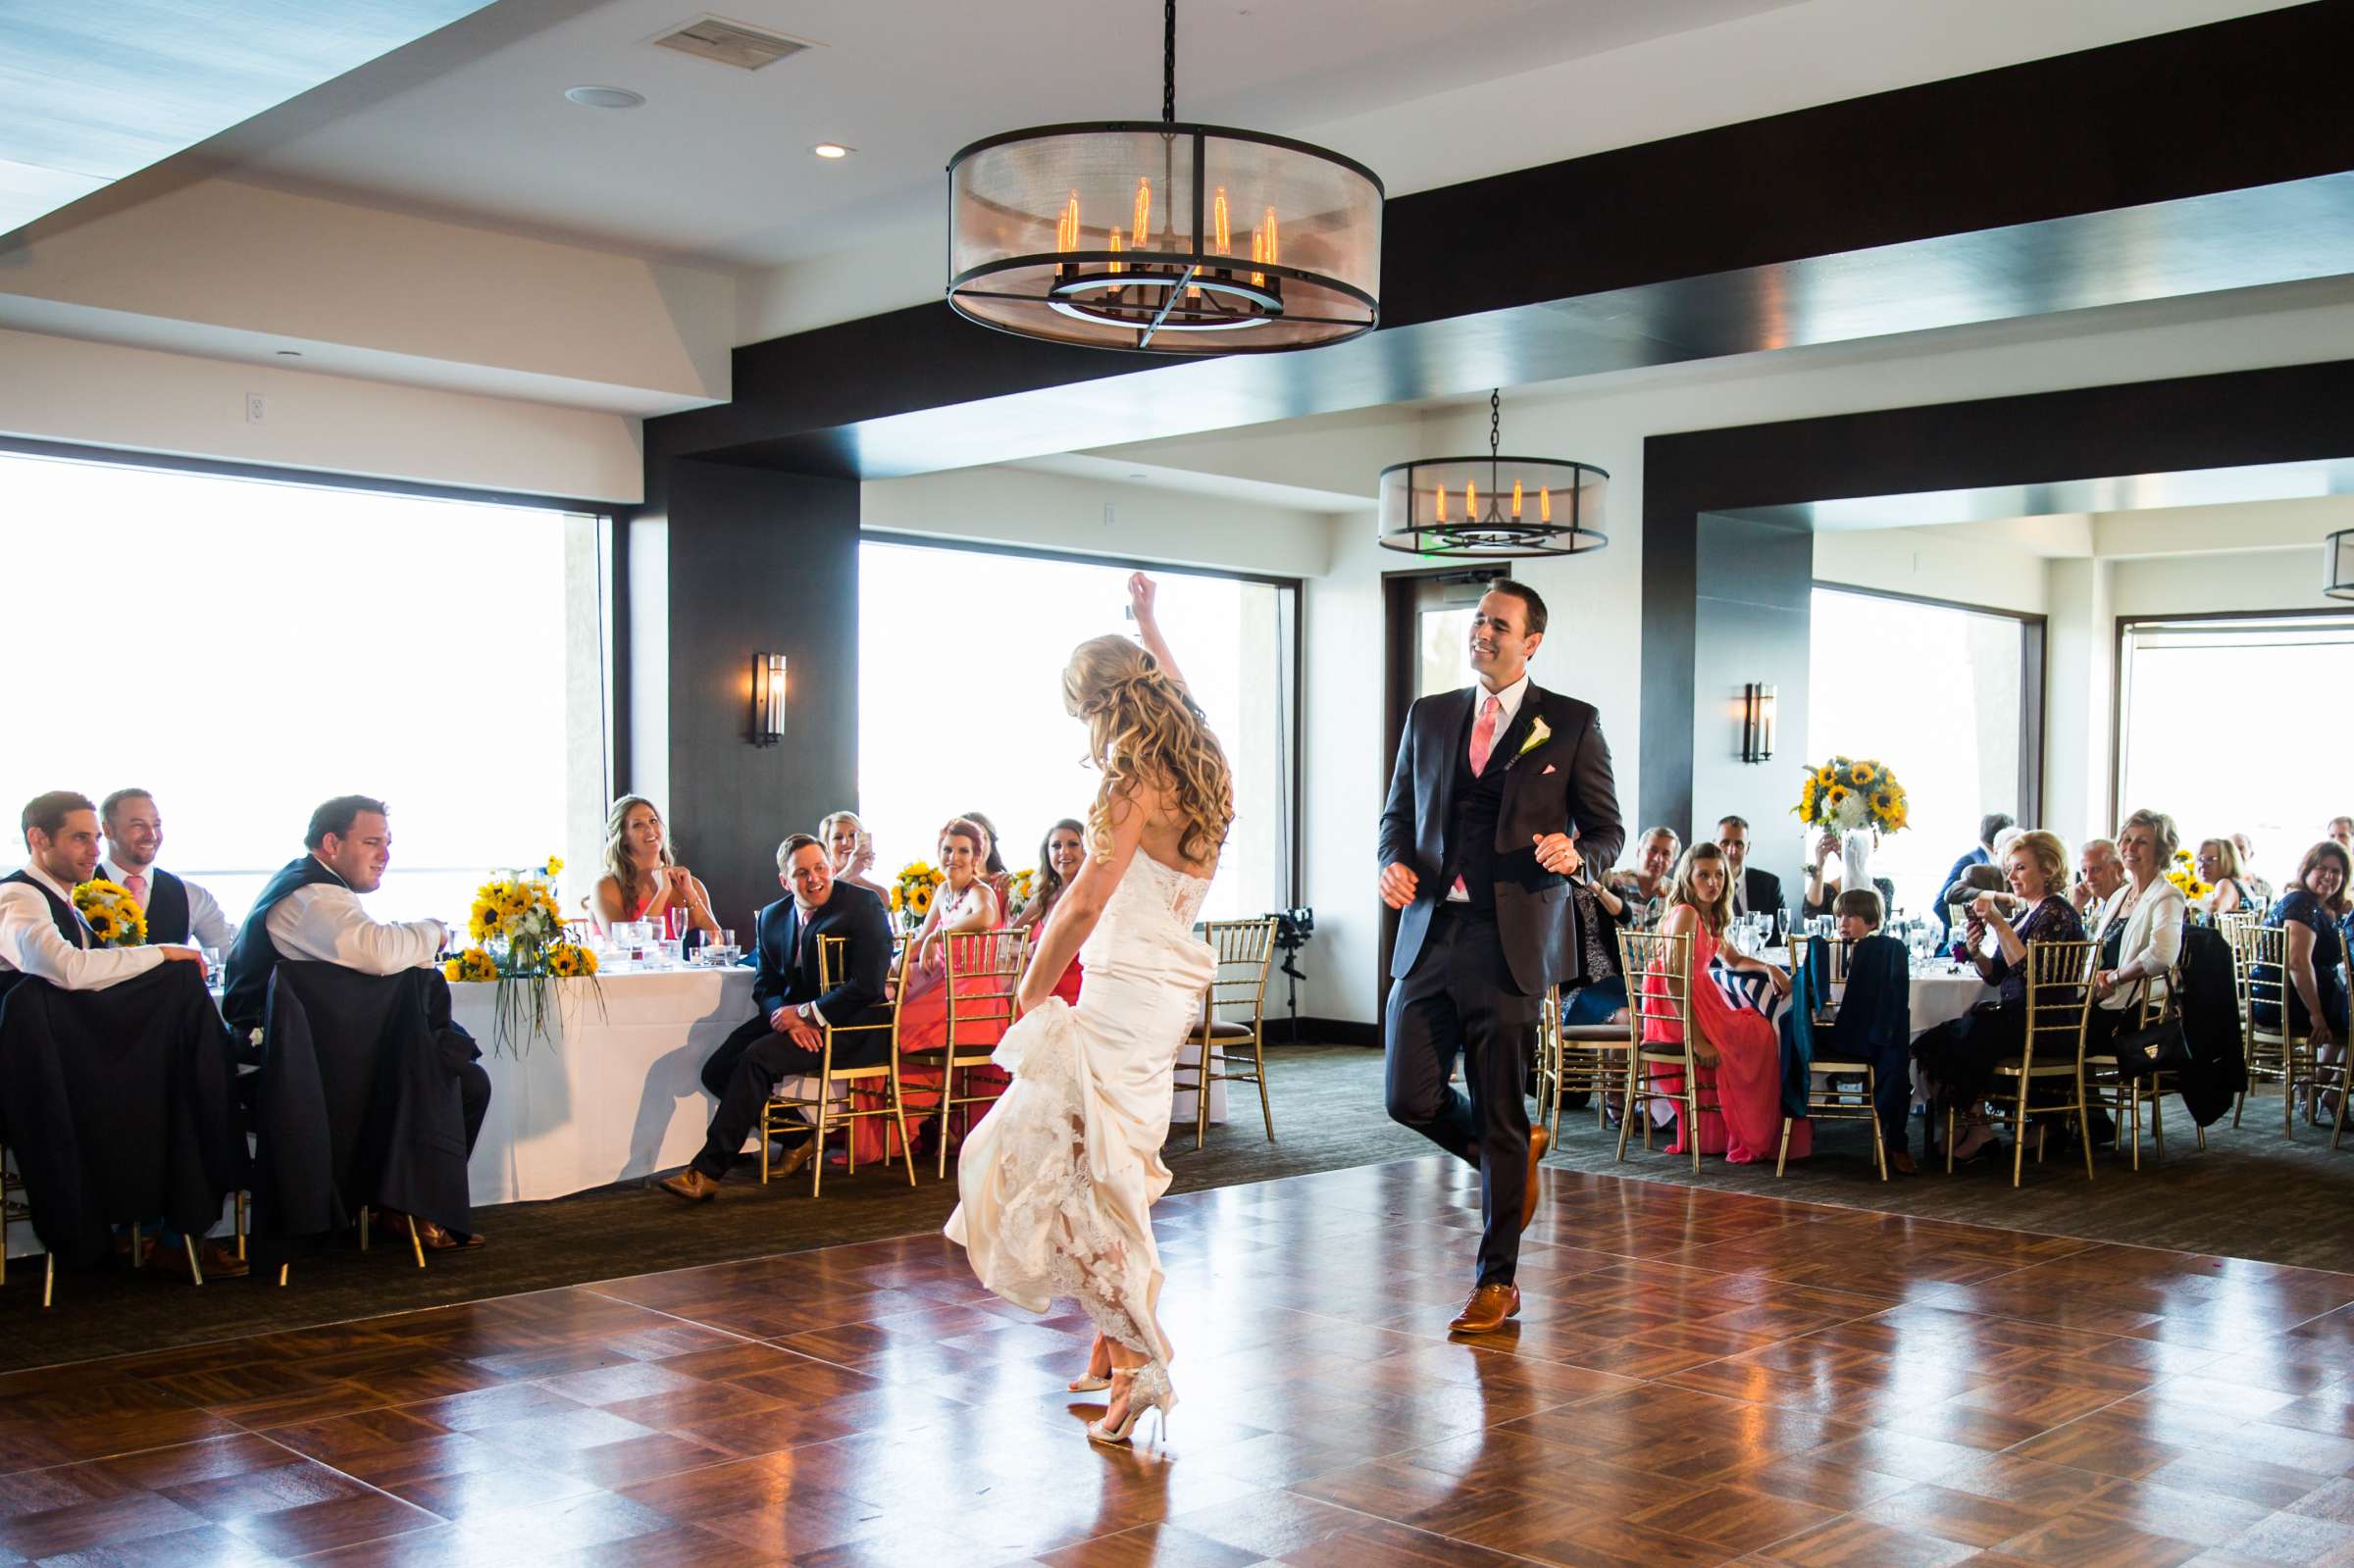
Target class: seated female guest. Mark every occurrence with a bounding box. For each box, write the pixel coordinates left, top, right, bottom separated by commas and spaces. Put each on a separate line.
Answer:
2196, 837, 2255, 922
1012, 818, 1087, 1007
819, 809, 890, 901
595, 795, 719, 939
2257, 840, 2351, 1119
2086, 810, 2186, 1058
959, 810, 1015, 911
1641, 842, 1802, 1163
1913, 828, 2084, 1164
855, 818, 1005, 1163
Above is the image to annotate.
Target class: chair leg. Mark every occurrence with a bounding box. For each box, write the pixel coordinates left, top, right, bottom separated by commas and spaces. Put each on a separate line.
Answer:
1614, 1060, 1638, 1162
759, 1104, 773, 1185
1254, 1034, 1274, 1141
181, 1234, 204, 1286
1197, 1040, 1212, 1152
406, 1217, 426, 1270
2077, 1075, 2095, 1182
2232, 1088, 2245, 1129
2150, 1086, 2165, 1164
2011, 1087, 2029, 1189
1868, 1068, 1886, 1183
42, 1251, 53, 1309
277, 1262, 289, 1288
359, 1206, 371, 1252
1774, 1118, 1791, 1179
812, 1088, 831, 1198
937, 1069, 954, 1183
894, 1099, 916, 1187
1945, 1105, 1956, 1175
1686, 1075, 1701, 1174
235, 1191, 247, 1261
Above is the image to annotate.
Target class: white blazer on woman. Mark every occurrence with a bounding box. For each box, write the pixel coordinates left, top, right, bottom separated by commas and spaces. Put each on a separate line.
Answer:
2093, 877, 2187, 1012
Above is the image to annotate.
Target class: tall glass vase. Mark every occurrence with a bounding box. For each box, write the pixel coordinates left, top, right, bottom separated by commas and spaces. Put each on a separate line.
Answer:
1840, 828, 1874, 905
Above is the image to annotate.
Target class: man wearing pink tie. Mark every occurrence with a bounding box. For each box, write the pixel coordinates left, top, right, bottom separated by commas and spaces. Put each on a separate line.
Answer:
98, 789, 235, 953
1378, 581, 1623, 1336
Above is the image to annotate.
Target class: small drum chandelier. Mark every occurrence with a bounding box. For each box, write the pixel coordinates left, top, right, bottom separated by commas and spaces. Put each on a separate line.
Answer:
946, 0, 1381, 354
1377, 391, 1610, 559
2328, 529, 2354, 600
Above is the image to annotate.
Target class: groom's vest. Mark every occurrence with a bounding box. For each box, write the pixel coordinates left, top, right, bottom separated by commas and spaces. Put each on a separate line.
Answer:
0, 871, 90, 1003
1442, 706, 1510, 912
222, 854, 345, 1035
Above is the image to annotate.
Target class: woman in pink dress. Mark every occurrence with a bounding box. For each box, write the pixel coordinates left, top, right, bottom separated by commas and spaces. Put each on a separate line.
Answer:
851, 818, 1004, 1164
1643, 841, 1804, 1163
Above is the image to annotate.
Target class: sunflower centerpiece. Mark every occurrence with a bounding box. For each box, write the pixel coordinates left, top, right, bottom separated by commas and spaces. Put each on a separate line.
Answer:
2164, 848, 2213, 904
890, 861, 945, 935
441, 854, 596, 1053
1793, 756, 1909, 916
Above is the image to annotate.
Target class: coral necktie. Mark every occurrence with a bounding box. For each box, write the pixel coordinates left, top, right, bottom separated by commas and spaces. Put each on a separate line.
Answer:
1451, 694, 1505, 899
123, 871, 148, 907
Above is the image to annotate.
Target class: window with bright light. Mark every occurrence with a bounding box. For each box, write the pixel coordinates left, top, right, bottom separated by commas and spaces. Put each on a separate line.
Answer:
0, 449, 609, 928
856, 540, 1297, 923
1808, 585, 2033, 916
2120, 615, 2354, 881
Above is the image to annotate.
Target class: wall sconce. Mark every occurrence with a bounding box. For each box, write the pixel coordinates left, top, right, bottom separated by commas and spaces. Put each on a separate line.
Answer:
751, 652, 787, 745
1741, 682, 1776, 764
2328, 530, 2354, 601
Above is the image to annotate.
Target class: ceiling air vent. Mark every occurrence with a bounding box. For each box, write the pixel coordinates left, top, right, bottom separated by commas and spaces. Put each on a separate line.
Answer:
652, 15, 810, 72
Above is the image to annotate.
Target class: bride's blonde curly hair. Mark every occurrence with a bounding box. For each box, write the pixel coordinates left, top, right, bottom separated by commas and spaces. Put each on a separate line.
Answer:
1062, 634, 1234, 868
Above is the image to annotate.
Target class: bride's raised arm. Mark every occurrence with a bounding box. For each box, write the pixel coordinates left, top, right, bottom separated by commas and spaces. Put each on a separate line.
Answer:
1127, 573, 1192, 697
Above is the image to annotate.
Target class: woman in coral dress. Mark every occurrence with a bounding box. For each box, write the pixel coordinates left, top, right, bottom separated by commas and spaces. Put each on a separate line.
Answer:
1013, 818, 1088, 1006
1643, 841, 1805, 1163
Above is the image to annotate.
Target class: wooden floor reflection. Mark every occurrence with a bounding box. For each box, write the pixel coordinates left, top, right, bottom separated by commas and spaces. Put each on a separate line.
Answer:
4, 1157, 2354, 1565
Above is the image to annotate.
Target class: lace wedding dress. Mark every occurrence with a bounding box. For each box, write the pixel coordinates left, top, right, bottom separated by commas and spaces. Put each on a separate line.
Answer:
946, 851, 1215, 1361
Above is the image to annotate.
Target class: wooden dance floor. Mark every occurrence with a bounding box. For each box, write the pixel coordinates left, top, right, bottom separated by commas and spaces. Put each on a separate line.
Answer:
5, 1159, 2354, 1566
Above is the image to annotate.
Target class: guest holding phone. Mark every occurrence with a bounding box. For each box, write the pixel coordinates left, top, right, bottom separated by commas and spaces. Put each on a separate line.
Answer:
820, 809, 890, 901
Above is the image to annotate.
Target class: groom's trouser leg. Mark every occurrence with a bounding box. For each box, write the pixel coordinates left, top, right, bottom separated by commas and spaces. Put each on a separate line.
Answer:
1385, 906, 1537, 1286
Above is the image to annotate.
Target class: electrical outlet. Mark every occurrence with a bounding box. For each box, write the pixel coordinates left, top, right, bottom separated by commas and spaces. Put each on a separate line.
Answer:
245, 393, 266, 425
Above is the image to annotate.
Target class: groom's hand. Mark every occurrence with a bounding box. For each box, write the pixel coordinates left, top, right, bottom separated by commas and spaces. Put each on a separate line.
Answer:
1533, 830, 1583, 878
1378, 862, 1419, 910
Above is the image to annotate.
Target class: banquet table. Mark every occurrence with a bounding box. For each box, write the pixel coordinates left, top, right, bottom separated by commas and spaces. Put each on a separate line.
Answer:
455, 966, 1226, 1205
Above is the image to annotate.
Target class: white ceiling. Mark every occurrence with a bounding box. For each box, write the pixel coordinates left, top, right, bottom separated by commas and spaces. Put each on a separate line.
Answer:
187, 0, 1817, 269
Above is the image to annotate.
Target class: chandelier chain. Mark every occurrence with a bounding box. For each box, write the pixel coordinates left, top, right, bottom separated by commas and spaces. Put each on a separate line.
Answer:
1163, 0, 1177, 124
1489, 389, 1501, 459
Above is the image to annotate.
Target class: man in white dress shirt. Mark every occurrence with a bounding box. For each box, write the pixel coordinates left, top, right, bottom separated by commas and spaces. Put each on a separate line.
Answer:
1, 790, 206, 999
222, 795, 487, 1249
97, 788, 235, 954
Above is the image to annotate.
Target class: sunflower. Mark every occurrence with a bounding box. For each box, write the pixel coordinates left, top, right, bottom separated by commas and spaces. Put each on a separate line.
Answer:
888, 885, 902, 911
910, 885, 935, 917
1852, 762, 1877, 785
544, 855, 565, 877
1827, 785, 1850, 807
443, 946, 497, 984
85, 907, 118, 940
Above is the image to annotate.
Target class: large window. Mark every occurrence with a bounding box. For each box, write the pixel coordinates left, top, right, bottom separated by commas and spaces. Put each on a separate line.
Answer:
2120, 614, 2354, 873
1808, 585, 2038, 916
0, 448, 608, 927
856, 539, 1297, 923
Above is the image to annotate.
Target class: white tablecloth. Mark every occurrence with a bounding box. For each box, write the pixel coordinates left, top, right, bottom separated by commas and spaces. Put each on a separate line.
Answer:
458, 967, 757, 1206
1908, 966, 1998, 1035
457, 967, 1227, 1205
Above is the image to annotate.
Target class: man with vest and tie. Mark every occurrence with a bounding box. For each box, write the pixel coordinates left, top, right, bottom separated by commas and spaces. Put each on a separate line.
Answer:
1, 791, 208, 998
222, 794, 490, 1249
1379, 581, 1623, 1336
97, 788, 235, 954
659, 833, 892, 1201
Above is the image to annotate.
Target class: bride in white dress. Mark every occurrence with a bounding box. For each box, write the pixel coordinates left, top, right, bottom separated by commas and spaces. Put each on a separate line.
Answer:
947, 574, 1228, 1447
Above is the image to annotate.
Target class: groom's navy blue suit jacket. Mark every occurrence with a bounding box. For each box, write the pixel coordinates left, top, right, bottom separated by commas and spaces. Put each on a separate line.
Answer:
1380, 682, 1624, 996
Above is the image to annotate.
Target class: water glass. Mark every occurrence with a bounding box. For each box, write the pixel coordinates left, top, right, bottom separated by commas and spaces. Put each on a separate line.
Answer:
657, 938, 683, 968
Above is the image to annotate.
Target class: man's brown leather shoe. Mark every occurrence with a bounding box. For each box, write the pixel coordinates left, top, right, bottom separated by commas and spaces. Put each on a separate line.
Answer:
1448, 1283, 1521, 1335
769, 1138, 817, 1178
1522, 1127, 1549, 1233
657, 1169, 719, 1203
1888, 1146, 1919, 1177
377, 1209, 484, 1249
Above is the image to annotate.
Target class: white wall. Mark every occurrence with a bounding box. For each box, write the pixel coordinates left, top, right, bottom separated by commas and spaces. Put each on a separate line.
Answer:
0, 328, 644, 501
1813, 526, 2058, 616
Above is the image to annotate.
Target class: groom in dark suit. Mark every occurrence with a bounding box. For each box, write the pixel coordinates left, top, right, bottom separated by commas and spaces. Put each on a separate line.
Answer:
1379, 580, 1623, 1335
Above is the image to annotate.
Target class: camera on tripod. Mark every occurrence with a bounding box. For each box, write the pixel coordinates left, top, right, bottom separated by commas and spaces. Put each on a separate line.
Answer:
1268, 907, 1311, 1041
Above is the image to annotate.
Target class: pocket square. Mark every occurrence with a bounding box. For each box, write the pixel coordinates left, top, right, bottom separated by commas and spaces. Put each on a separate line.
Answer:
1542, 764, 1558, 776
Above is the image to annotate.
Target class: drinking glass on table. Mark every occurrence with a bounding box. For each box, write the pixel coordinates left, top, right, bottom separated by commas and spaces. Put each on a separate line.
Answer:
716, 928, 737, 965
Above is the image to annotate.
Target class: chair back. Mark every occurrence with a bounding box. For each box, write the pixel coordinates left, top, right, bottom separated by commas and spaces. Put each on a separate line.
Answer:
818, 935, 904, 1067
1618, 928, 1695, 1058
1198, 917, 1278, 1034
944, 928, 1030, 1056
2022, 939, 2096, 1066
2240, 921, 2294, 1042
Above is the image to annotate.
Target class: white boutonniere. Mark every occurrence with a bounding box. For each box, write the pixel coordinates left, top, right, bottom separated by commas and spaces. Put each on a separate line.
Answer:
1512, 717, 1552, 762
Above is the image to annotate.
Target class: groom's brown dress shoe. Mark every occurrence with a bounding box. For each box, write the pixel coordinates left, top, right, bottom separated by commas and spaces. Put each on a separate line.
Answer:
1449, 1283, 1520, 1335
1522, 1127, 1549, 1233
658, 1169, 719, 1203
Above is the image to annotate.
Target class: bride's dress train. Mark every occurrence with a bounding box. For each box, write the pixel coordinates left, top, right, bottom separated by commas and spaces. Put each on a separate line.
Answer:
946, 852, 1214, 1363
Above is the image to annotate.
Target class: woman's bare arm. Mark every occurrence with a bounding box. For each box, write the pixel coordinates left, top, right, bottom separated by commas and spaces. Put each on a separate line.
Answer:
1019, 785, 1154, 1014
1127, 573, 1192, 697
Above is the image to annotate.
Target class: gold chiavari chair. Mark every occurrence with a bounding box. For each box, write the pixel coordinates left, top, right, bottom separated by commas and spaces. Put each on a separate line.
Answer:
2228, 919, 2281, 1128
1949, 939, 2097, 1188
924, 928, 1031, 1179
1176, 917, 1279, 1150
2238, 923, 2328, 1138
1536, 991, 1638, 1141
1616, 928, 1714, 1173
2105, 963, 2206, 1168
1777, 944, 1886, 1181
759, 934, 914, 1195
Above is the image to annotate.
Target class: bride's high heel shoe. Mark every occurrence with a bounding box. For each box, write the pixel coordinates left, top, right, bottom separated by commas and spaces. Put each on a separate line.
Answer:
1087, 1362, 1175, 1446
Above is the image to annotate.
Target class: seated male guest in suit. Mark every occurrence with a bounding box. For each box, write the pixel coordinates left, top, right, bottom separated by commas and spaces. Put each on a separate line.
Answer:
223, 794, 489, 1248
1717, 815, 1782, 923
3, 790, 207, 998
98, 788, 235, 952
661, 834, 892, 1200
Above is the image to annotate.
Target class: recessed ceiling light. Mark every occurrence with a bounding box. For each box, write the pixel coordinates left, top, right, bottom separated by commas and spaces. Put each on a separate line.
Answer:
812, 142, 853, 159
566, 84, 645, 109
